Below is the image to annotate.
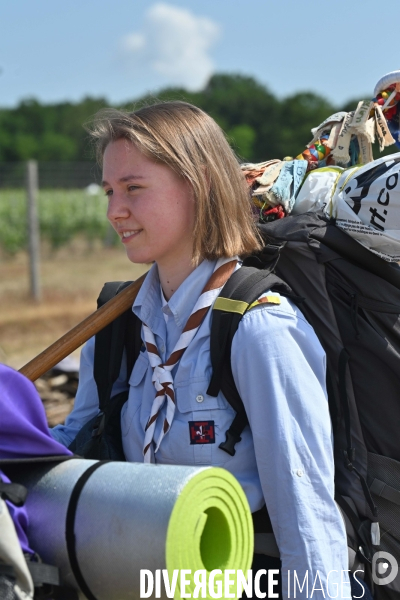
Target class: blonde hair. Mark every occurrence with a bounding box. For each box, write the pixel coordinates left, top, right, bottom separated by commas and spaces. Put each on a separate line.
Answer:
87, 101, 262, 263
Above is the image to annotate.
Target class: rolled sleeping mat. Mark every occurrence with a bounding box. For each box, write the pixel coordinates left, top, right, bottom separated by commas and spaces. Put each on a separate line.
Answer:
8, 459, 253, 600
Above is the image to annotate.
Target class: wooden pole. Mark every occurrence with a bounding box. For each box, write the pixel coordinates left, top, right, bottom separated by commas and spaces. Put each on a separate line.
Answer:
26, 160, 41, 301
19, 275, 146, 382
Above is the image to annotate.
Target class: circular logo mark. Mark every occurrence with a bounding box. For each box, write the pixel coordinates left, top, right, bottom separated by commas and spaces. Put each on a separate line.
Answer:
372, 551, 398, 586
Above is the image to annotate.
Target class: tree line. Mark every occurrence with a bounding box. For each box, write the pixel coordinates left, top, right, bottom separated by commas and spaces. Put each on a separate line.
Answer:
0, 74, 364, 164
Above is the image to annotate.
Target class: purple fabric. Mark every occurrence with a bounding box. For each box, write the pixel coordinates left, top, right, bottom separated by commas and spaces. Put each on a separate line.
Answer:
0, 364, 72, 460
0, 364, 72, 554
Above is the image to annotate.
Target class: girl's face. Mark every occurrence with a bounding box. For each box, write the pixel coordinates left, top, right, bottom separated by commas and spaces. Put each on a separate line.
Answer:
102, 139, 196, 269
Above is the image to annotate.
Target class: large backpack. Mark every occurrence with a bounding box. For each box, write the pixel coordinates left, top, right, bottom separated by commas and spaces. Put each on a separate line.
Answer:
208, 211, 400, 600
75, 210, 400, 600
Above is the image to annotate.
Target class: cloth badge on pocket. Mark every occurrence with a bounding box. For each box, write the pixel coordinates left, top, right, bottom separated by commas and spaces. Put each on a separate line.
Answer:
189, 421, 215, 444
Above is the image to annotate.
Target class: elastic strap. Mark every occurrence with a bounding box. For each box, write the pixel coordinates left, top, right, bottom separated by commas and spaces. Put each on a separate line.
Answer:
65, 461, 110, 600
27, 562, 60, 586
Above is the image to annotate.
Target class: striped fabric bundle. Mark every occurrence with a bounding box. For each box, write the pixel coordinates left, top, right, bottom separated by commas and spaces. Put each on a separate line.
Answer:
142, 257, 238, 462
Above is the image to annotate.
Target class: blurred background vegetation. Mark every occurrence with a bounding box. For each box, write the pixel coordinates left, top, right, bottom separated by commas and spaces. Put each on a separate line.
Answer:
0, 73, 365, 164
0, 73, 393, 371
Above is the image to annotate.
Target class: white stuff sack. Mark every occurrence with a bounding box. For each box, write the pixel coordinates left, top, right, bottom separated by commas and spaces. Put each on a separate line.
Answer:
332, 153, 400, 262
292, 167, 343, 216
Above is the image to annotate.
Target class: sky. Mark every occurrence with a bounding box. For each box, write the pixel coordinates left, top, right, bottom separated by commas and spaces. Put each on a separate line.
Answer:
1, 0, 400, 109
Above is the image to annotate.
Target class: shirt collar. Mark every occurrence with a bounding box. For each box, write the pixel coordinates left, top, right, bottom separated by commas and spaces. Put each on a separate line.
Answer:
133, 259, 218, 332
132, 263, 163, 332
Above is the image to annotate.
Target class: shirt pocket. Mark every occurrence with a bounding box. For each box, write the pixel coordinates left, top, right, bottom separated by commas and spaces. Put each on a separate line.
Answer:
156, 379, 235, 466
175, 378, 230, 413
121, 353, 149, 437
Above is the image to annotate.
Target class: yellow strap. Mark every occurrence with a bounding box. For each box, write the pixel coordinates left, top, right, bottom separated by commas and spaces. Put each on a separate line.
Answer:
310, 166, 344, 174
214, 294, 281, 315
248, 295, 281, 310
339, 165, 364, 192
213, 297, 249, 315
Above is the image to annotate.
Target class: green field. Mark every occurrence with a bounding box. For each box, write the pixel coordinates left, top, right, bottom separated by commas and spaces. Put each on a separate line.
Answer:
0, 189, 114, 254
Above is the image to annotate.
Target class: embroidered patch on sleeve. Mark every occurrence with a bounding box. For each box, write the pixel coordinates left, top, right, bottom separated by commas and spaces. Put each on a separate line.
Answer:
189, 421, 215, 445
248, 294, 281, 310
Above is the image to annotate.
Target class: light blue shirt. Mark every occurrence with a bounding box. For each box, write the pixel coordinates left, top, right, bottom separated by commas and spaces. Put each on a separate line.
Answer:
52, 259, 350, 598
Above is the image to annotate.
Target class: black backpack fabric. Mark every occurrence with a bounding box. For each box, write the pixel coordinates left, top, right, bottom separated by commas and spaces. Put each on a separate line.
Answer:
207, 211, 400, 600
68, 281, 141, 461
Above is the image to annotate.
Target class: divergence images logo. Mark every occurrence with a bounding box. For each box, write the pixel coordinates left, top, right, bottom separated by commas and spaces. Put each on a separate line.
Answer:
372, 551, 399, 586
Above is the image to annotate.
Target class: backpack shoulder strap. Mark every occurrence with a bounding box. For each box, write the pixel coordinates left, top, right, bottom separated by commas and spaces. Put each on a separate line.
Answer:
207, 266, 294, 398
207, 265, 297, 456
94, 281, 142, 412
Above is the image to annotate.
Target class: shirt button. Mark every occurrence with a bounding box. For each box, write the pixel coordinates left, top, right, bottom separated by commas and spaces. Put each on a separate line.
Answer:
296, 469, 304, 477
196, 394, 204, 403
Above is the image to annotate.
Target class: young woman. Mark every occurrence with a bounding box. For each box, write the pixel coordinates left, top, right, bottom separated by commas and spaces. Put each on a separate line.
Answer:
51, 102, 355, 599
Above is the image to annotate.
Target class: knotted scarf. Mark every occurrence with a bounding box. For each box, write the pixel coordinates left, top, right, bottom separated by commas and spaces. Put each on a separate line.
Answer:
142, 257, 237, 462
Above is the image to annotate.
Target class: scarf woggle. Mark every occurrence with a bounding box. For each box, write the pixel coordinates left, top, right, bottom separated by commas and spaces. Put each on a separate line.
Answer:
142, 257, 238, 462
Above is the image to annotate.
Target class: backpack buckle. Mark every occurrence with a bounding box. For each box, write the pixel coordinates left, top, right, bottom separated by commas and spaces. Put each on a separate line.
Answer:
344, 448, 356, 470
91, 412, 105, 438
219, 429, 242, 456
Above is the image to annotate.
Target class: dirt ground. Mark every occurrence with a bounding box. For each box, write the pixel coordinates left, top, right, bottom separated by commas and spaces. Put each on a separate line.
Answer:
0, 242, 148, 368
0, 242, 148, 424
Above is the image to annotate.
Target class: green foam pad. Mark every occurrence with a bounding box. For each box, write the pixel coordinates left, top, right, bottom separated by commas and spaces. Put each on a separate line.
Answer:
166, 467, 253, 600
